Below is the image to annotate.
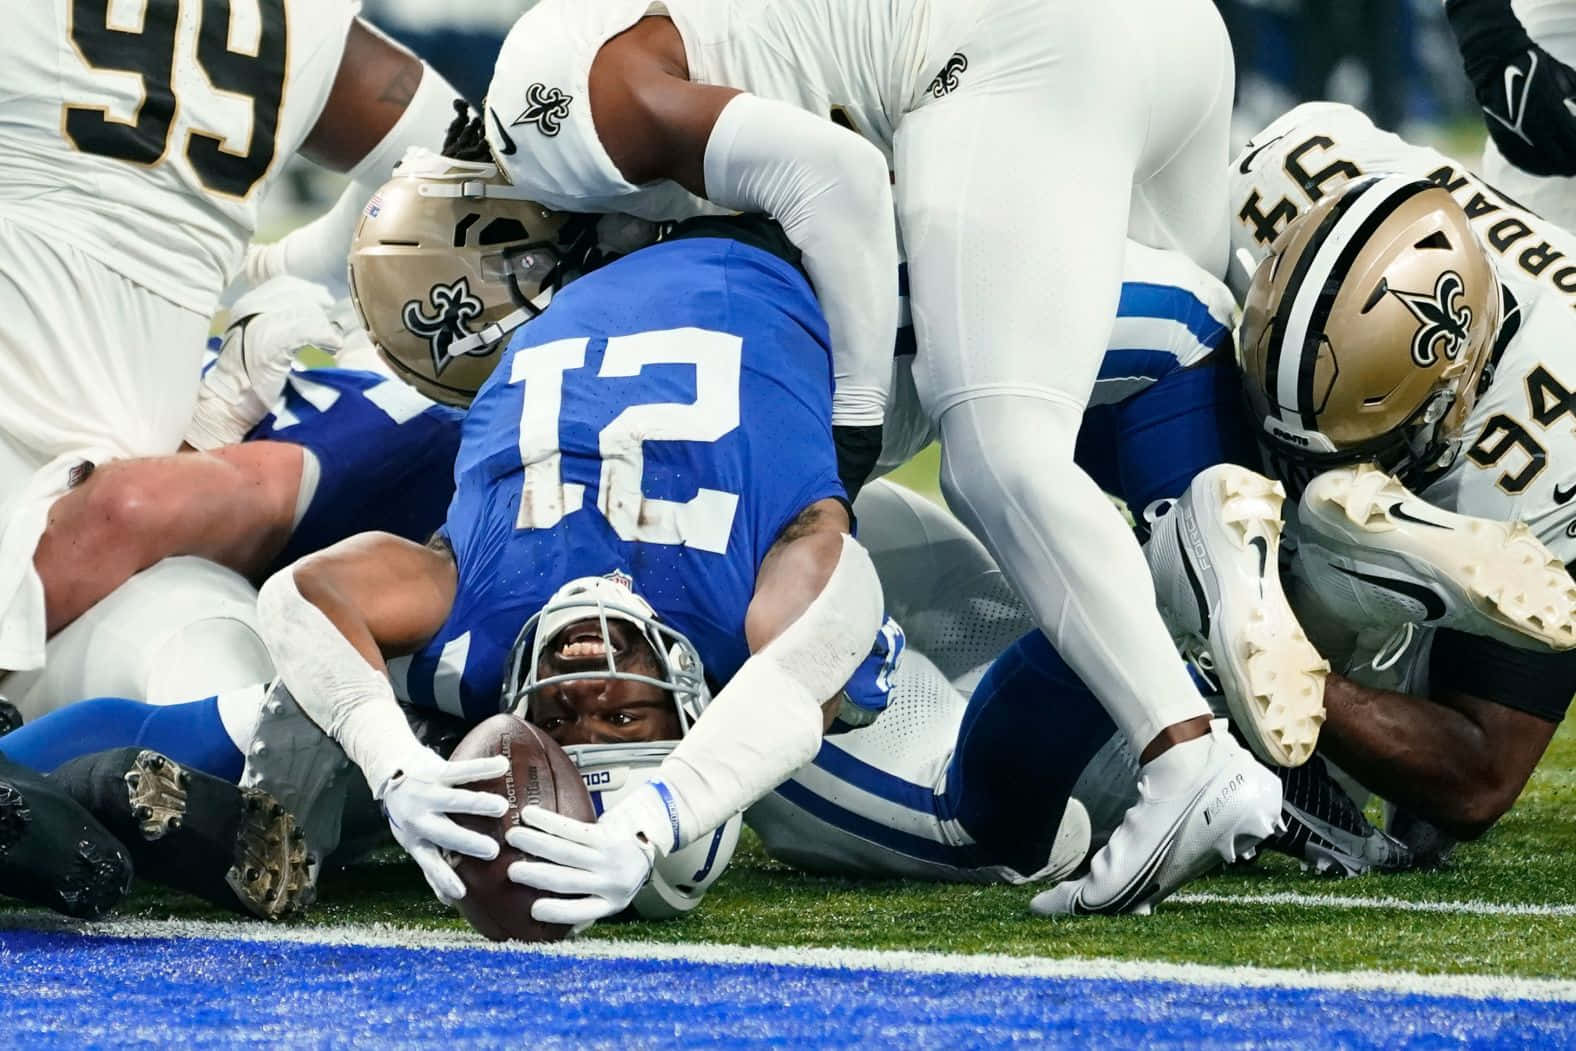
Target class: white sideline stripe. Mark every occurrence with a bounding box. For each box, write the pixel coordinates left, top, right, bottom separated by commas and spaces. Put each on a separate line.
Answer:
15, 915, 1576, 1003
1173, 890, 1576, 917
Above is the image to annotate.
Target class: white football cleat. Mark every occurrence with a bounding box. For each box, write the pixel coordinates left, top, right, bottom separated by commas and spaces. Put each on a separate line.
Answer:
1296, 464, 1576, 652
1145, 464, 1330, 767
1029, 721, 1282, 917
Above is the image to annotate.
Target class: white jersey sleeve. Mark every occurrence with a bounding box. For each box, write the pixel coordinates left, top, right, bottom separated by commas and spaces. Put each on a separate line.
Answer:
484, 0, 714, 222
0, 0, 359, 315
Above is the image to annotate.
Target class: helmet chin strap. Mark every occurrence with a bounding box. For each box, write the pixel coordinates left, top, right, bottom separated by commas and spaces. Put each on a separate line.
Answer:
442, 294, 549, 358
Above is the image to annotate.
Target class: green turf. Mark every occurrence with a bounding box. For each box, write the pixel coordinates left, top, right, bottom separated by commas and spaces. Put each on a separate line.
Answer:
67, 716, 1576, 979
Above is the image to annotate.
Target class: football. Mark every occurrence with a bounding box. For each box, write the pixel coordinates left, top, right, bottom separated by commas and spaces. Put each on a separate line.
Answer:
446, 713, 595, 942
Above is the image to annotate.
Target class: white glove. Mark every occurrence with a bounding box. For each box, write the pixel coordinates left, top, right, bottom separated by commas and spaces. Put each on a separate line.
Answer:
186, 276, 344, 449
381, 752, 509, 906
505, 803, 657, 927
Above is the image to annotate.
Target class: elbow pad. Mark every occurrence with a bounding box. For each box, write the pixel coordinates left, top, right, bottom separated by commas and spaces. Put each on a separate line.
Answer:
606, 534, 884, 853
703, 93, 896, 429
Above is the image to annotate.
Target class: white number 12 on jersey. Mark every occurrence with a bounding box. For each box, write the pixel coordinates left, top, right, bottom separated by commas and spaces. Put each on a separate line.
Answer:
511, 327, 742, 554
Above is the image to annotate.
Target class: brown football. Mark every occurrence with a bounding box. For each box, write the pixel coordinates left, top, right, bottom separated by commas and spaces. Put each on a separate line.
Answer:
447, 713, 595, 942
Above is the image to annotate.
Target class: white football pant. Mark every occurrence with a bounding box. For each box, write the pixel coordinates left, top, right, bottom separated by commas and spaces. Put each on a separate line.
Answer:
895, 0, 1234, 751
1, 557, 273, 720
0, 215, 209, 673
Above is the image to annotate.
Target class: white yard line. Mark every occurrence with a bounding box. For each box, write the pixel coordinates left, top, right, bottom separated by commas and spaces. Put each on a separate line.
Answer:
7, 914, 1576, 1003
1172, 890, 1576, 916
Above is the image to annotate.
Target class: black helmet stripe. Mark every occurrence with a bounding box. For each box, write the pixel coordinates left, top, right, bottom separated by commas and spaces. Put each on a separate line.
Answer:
1269, 175, 1434, 431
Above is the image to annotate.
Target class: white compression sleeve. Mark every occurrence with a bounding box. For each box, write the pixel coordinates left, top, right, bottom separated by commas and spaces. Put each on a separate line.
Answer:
703, 93, 896, 428
240, 63, 460, 297
255, 567, 430, 797
603, 534, 885, 852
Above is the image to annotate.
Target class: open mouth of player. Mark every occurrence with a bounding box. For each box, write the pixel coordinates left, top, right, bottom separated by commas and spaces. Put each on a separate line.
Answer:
551, 619, 626, 666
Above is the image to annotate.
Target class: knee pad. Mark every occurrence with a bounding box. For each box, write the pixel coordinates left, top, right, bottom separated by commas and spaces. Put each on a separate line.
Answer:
5, 556, 272, 718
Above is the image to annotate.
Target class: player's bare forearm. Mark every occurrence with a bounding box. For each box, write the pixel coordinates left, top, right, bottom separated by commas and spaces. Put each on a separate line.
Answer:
1317, 672, 1551, 838
37, 444, 302, 635
748, 498, 856, 726
287, 532, 458, 671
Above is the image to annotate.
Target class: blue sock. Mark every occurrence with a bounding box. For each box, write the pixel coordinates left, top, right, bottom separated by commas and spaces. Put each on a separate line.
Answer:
940, 631, 1118, 876
1, 696, 244, 781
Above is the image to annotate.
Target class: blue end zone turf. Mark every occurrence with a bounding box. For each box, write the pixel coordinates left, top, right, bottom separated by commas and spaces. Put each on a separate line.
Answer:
2, 930, 1570, 1047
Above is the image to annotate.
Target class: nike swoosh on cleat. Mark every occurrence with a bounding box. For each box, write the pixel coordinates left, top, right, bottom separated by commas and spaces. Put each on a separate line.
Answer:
1072, 780, 1212, 915
1248, 536, 1269, 599
489, 107, 518, 156
1329, 564, 1447, 621
1555, 482, 1576, 506
1388, 502, 1453, 530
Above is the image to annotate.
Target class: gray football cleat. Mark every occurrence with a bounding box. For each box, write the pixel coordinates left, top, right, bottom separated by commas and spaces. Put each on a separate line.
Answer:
1296, 464, 1576, 652
1262, 755, 1416, 877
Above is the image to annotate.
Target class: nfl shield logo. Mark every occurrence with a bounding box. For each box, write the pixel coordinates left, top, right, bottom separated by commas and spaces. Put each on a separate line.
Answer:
604, 569, 634, 592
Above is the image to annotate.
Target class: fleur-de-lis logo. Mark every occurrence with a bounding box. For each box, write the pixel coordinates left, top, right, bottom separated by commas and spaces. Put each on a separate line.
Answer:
402, 278, 486, 374
1389, 270, 1474, 368
927, 53, 968, 98
512, 83, 574, 137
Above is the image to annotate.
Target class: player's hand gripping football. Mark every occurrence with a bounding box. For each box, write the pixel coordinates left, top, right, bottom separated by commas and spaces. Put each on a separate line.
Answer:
185, 276, 345, 450
505, 805, 657, 927
381, 752, 509, 906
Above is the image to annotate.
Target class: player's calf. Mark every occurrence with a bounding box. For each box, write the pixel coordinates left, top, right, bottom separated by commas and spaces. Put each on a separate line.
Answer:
0, 753, 131, 918
51, 748, 311, 920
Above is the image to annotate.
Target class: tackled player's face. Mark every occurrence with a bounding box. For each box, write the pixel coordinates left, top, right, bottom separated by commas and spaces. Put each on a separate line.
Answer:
529, 617, 683, 746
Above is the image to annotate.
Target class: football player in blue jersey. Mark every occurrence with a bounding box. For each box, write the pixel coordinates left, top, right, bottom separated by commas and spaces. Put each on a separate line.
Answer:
251, 151, 889, 924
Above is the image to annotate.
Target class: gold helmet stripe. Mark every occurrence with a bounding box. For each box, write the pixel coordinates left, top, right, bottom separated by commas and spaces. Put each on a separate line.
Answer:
1270, 174, 1431, 431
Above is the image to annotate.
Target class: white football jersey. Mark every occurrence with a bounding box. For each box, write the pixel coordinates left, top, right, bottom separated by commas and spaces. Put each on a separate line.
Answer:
1232, 102, 1576, 691
483, 0, 982, 219
0, 0, 360, 315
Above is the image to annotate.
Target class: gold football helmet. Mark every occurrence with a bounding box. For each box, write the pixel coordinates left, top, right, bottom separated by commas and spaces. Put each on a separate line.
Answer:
1238, 174, 1502, 491
348, 147, 578, 406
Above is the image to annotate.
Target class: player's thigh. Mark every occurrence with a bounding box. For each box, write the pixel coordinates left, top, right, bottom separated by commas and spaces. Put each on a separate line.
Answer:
43, 442, 304, 578
3, 557, 271, 719
894, 8, 1143, 416
0, 217, 206, 462
1124, 0, 1234, 277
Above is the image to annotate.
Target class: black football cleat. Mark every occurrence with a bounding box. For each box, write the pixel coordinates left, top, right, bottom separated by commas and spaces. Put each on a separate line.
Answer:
52, 748, 312, 920
0, 696, 22, 738
0, 753, 131, 918
1262, 755, 1416, 876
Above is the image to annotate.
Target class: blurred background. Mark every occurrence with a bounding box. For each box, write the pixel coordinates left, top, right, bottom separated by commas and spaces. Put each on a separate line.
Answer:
265, 0, 1490, 230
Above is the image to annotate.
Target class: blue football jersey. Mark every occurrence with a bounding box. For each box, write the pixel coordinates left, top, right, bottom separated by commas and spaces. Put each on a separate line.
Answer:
393, 234, 847, 720
247, 368, 465, 572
